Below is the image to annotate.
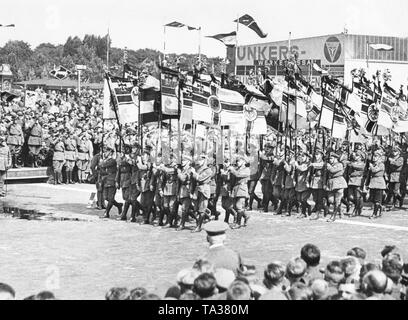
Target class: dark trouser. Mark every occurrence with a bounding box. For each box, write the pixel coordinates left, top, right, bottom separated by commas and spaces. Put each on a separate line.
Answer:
278, 188, 295, 215
386, 182, 401, 206
348, 185, 363, 215
130, 184, 142, 221
370, 189, 384, 217
234, 197, 247, 225
140, 191, 155, 223
28, 145, 41, 167
103, 186, 122, 217
96, 181, 104, 208
163, 195, 177, 226
247, 180, 261, 209
400, 179, 407, 207
296, 190, 311, 217
207, 194, 220, 220
261, 180, 273, 211
179, 197, 196, 228
120, 187, 131, 220
193, 192, 209, 229
10, 145, 22, 167
327, 189, 344, 219
222, 196, 235, 224
311, 189, 326, 214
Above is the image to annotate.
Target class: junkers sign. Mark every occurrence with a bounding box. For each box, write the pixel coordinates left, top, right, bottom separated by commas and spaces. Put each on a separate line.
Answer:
236, 34, 345, 66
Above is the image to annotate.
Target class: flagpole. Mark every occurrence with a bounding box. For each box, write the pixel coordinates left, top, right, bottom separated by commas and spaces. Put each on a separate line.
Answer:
198, 27, 202, 62
106, 28, 110, 71
105, 73, 124, 153
138, 87, 142, 152
163, 26, 167, 64
235, 14, 239, 75
178, 82, 182, 164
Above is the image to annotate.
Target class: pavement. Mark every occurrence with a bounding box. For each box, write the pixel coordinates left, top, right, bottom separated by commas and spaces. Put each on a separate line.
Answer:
1, 182, 408, 300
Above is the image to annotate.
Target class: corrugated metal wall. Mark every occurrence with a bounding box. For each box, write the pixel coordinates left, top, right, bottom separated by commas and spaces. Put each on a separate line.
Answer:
345, 34, 408, 61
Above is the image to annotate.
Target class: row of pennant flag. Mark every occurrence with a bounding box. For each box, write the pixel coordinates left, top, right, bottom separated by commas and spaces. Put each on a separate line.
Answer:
103, 62, 408, 141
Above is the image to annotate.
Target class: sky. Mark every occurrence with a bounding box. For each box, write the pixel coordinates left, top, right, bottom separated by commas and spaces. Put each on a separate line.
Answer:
0, 0, 407, 58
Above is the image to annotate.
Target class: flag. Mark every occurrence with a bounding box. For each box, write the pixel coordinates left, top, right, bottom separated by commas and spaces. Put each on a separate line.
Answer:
139, 86, 159, 124
124, 64, 139, 79
206, 31, 236, 47
180, 82, 194, 125
49, 65, 71, 80
107, 76, 138, 124
160, 66, 179, 115
280, 91, 296, 126
103, 79, 114, 119
319, 87, 336, 130
192, 79, 213, 124
165, 21, 199, 30
354, 82, 378, 134
369, 44, 394, 51
307, 89, 323, 122
217, 87, 245, 130
393, 100, 408, 133
245, 96, 268, 135
234, 14, 267, 38
332, 103, 347, 139
377, 88, 397, 129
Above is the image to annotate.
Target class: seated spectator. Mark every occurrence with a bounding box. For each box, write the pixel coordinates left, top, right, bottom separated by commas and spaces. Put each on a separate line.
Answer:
340, 256, 360, 284
140, 293, 161, 300
300, 244, 323, 283
129, 287, 148, 300
260, 261, 288, 300
214, 268, 235, 294
286, 258, 307, 285
347, 247, 366, 267
34, 291, 57, 300
226, 280, 252, 300
237, 265, 266, 299
193, 273, 218, 299
382, 255, 404, 300
0, 283, 15, 300
287, 283, 313, 300
324, 261, 345, 297
165, 268, 201, 299
179, 292, 201, 300
361, 270, 387, 300
105, 287, 129, 300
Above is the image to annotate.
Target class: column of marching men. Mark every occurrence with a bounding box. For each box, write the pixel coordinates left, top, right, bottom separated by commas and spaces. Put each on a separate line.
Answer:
88, 131, 408, 231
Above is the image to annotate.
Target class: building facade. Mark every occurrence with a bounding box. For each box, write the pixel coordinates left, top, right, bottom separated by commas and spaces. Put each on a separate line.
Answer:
227, 33, 408, 90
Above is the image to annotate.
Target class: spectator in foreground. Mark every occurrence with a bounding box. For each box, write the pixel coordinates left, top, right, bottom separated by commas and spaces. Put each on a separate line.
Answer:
0, 283, 15, 300
105, 287, 129, 300
300, 244, 323, 284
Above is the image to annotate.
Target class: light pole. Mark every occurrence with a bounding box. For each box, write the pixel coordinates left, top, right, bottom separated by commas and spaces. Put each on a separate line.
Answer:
75, 65, 87, 94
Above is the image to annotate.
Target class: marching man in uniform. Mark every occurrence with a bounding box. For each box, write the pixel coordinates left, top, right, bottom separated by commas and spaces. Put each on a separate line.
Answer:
176, 154, 195, 231
367, 150, 387, 219
325, 152, 348, 222
230, 155, 250, 229
347, 151, 365, 217
385, 146, 404, 209
138, 149, 155, 225
76, 133, 91, 184
117, 145, 132, 221
63, 130, 78, 184
191, 154, 213, 233
220, 157, 235, 225
294, 151, 311, 218
27, 118, 43, 167
308, 149, 326, 220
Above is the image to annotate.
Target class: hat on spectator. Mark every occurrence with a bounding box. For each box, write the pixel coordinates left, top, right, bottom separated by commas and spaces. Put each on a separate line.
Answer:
176, 268, 201, 286
203, 221, 229, 236
214, 268, 235, 290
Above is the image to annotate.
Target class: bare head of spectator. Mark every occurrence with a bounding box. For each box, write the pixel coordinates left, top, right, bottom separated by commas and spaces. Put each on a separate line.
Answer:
286, 258, 307, 285
140, 293, 161, 300
324, 261, 345, 286
263, 262, 286, 290
340, 256, 359, 283
288, 283, 313, 300
300, 244, 321, 267
347, 247, 366, 265
193, 273, 218, 299
382, 256, 403, 284
0, 283, 15, 300
226, 280, 252, 300
179, 292, 201, 300
361, 270, 387, 299
34, 291, 56, 300
105, 287, 129, 300
310, 279, 330, 300
129, 287, 148, 300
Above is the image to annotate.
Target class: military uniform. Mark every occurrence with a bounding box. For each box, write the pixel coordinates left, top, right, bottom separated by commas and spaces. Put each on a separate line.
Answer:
76, 137, 90, 183
152, 164, 164, 225
278, 154, 296, 216
385, 149, 403, 207
308, 152, 327, 220
64, 136, 77, 184
6, 121, 24, 168
177, 157, 195, 230
246, 152, 262, 210
161, 160, 179, 227
129, 153, 142, 221
259, 149, 275, 212
191, 155, 213, 232
52, 138, 65, 185
0, 138, 11, 197
91, 153, 105, 210
325, 153, 348, 222
100, 152, 123, 218
294, 155, 311, 218
368, 151, 386, 219
207, 161, 220, 220
27, 122, 43, 167
347, 153, 365, 216
138, 155, 155, 224
229, 156, 250, 228
117, 154, 132, 221
273, 156, 286, 215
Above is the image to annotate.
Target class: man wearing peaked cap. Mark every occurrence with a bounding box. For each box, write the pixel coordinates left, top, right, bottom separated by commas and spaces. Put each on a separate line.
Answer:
198, 221, 242, 275
385, 145, 404, 208
177, 153, 196, 231
325, 151, 348, 222
347, 150, 365, 217
6, 115, 24, 168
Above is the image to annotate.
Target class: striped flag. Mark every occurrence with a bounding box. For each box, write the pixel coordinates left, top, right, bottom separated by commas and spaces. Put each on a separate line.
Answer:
332, 103, 347, 139
318, 86, 336, 130
307, 89, 323, 122
217, 87, 245, 130
234, 14, 267, 38
279, 91, 296, 126
105, 75, 138, 124
160, 66, 179, 115
393, 99, 408, 133
354, 82, 378, 134
180, 82, 194, 125
377, 87, 397, 129
165, 21, 199, 30
245, 96, 268, 135
206, 31, 237, 47
192, 79, 214, 124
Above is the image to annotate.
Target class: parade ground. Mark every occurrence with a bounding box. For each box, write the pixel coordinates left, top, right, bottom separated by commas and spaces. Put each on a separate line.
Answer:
1, 182, 408, 300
